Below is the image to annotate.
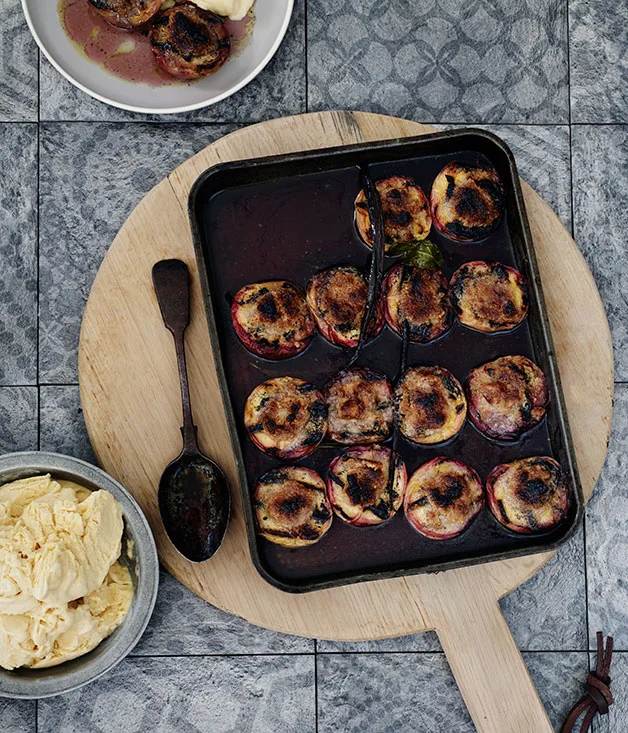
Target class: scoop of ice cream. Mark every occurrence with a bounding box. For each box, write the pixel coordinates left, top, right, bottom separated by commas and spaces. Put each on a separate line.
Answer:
0, 475, 123, 612
0, 474, 133, 670
189, 0, 254, 20
0, 562, 133, 670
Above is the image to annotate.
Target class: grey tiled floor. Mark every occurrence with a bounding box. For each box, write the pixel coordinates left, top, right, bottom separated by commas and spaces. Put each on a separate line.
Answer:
1, 0, 627, 730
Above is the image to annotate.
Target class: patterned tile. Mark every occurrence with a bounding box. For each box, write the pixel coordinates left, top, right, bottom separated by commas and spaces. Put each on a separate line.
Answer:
307, 0, 569, 123
0, 387, 38, 453
317, 652, 585, 732
570, 0, 628, 122
572, 125, 628, 380
586, 385, 628, 649
524, 651, 590, 730
501, 525, 587, 650
40, 0, 305, 122
0, 699, 35, 733
0, 124, 38, 384
38, 655, 315, 733
39, 122, 234, 383
134, 569, 313, 655
39, 385, 96, 463
0, 0, 38, 121
592, 652, 628, 732
317, 652, 473, 732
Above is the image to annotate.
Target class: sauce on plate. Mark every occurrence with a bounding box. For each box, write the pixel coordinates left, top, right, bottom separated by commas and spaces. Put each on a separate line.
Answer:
59, 0, 254, 87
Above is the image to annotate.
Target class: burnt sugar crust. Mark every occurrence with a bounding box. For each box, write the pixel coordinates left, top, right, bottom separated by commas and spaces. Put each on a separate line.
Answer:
431, 161, 505, 242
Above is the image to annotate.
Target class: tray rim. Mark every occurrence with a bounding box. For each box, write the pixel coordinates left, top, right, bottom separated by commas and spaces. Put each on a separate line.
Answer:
188, 126, 584, 594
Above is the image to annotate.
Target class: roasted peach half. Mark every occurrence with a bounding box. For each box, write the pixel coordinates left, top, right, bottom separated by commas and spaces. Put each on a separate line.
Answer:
486, 456, 569, 534
150, 4, 230, 80
431, 161, 505, 242
325, 367, 393, 445
326, 445, 407, 526
404, 457, 484, 539
88, 0, 162, 29
306, 265, 384, 348
254, 466, 333, 547
231, 280, 315, 360
383, 264, 453, 343
244, 377, 327, 460
354, 175, 432, 251
466, 355, 549, 441
450, 261, 528, 333
396, 366, 467, 445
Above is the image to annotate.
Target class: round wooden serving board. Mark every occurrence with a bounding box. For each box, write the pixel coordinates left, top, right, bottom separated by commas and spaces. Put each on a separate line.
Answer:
80, 111, 613, 732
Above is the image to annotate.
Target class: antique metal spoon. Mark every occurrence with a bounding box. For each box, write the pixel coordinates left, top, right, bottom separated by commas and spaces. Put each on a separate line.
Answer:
152, 259, 230, 563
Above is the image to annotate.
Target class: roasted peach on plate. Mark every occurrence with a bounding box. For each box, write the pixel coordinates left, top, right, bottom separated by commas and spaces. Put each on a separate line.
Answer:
327, 445, 407, 526
404, 457, 484, 539
244, 377, 327, 460
88, 0, 162, 29
396, 366, 467, 444
254, 466, 333, 547
449, 261, 528, 333
354, 175, 432, 251
231, 280, 314, 360
486, 456, 569, 534
325, 367, 393, 445
150, 4, 231, 81
306, 265, 384, 348
383, 264, 453, 343
431, 161, 505, 242
466, 355, 549, 441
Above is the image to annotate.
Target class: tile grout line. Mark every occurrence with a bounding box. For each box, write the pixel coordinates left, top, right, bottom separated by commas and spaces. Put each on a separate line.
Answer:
4, 119, 628, 127
123, 648, 612, 659
567, 116, 592, 651
36, 45, 41, 453
314, 639, 319, 733
304, 0, 308, 114
566, 0, 573, 127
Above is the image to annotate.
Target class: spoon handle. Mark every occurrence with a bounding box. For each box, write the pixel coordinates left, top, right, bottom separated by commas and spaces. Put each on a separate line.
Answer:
152, 259, 199, 455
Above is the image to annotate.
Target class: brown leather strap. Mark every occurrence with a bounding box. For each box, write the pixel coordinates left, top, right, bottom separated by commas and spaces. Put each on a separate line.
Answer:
561, 633, 614, 733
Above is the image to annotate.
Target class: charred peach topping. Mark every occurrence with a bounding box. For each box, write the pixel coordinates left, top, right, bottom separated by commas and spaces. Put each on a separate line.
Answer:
150, 4, 230, 81
487, 456, 568, 534
254, 466, 333, 547
466, 355, 549, 441
383, 264, 453, 343
88, 0, 162, 29
306, 265, 384, 348
396, 366, 467, 445
327, 445, 407, 526
450, 261, 528, 333
431, 161, 505, 242
404, 457, 484, 539
354, 176, 432, 252
231, 280, 315, 360
244, 377, 327, 460
325, 367, 393, 445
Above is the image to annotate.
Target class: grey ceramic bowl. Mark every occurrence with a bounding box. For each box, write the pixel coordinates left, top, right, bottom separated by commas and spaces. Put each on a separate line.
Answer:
0, 452, 159, 699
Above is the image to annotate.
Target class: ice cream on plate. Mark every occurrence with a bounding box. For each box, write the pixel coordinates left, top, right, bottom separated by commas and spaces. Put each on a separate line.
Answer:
189, 0, 254, 20
0, 475, 133, 670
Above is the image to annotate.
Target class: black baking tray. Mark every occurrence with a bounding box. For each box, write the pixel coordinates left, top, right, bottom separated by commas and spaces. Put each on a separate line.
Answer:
189, 128, 583, 593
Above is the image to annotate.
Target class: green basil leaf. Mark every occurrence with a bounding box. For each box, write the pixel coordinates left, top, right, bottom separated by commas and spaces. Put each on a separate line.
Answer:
387, 242, 415, 257
406, 239, 443, 271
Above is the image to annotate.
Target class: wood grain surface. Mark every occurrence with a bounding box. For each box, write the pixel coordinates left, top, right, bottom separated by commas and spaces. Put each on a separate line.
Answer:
79, 111, 613, 732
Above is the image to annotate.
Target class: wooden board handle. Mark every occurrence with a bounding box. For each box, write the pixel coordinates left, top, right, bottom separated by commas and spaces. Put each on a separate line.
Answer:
418, 569, 553, 732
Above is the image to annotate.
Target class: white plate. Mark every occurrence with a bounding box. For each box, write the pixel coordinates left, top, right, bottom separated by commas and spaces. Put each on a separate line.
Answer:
21, 0, 293, 114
